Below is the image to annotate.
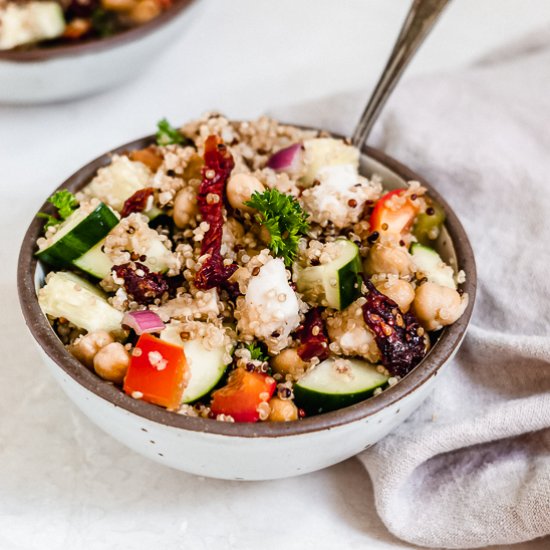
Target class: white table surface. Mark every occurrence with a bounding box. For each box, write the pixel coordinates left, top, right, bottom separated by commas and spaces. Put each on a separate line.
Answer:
2, 1, 550, 548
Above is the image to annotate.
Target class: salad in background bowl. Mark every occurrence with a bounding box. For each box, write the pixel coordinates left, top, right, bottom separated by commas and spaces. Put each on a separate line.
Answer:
18, 114, 476, 479
0, 0, 175, 51
0, 0, 199, 103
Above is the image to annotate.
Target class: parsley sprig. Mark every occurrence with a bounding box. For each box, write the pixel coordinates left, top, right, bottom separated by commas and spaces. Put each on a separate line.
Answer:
156, 118, 185, 146
245, 343, 269, 363
37, 190, 78, 229
245, 189, 309, 266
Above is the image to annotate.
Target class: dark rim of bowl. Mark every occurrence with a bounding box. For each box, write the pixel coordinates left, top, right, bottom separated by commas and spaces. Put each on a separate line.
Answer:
17, 127, 477, 438
0, 0, 196, 63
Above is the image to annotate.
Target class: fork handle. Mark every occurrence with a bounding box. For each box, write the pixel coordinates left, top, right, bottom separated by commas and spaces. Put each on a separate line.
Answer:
351, 0, 451, 148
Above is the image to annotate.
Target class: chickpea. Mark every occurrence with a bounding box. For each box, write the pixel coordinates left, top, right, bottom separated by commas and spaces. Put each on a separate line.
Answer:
226, 173, 265, 212
271, 348, 307, 379
364, 243, 413, 277
93, 342, 130, 384
374, 279, 415, 313
268, 397, 298, 422
129, 0, 161, 24
129, 147, 163, 171
413, 282, 467, 331
173, 186, 198, 228
225, 218, 245, 241
69, 331, 114, 368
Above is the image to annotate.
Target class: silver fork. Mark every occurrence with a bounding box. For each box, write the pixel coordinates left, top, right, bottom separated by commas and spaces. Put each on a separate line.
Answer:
352, 0, 451, 148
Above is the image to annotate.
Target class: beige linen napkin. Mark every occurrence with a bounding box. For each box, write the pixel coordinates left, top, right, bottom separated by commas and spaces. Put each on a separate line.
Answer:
277, 33, 550, 548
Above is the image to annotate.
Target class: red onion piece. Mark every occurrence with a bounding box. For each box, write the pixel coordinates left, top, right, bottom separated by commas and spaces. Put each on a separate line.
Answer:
266, 143, 303, 173
122, 310, 165, 335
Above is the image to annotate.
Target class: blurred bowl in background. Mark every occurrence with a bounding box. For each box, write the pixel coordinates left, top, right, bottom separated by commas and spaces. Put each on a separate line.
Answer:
0, 0, 200, 104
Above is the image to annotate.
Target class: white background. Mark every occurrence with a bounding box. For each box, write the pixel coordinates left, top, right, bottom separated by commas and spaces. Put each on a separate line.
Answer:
2, 1, 550, 549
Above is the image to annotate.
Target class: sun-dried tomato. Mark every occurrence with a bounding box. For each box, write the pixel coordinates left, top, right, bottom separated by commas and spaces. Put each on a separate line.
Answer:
120, 187, 154, 218
361, 280, 426, 377
113, 262, 169, 305
194, 135, 237, 290
296, 307, 329, 362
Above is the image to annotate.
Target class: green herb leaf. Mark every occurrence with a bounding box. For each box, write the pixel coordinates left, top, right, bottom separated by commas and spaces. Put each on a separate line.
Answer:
91, 8, 116, 38
36, 212, 60, 230
156, 118, 184, 146
38, 190, 78, 229
245, 189, 309, 266
245, 343, 269, 363
50, 189, 78, 220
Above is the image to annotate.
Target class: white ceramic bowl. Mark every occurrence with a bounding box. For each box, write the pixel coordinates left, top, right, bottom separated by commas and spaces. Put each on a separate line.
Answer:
18, 132, 476, 480
0, 0, 200, 104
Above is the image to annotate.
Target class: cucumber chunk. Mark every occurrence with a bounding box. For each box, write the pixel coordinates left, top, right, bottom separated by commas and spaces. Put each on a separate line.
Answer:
83, 156, 154, 212
413, 202, 446, 245
141, 236, 174, 273
160, 324, 231, 404
36, 202, 119, 269
296, 239, 362, 310
294, 357, 389, 415
145, 206, 164, 221
75, 226, 174, 280
72, 239, 114, 280
38, 272, 123, 334
301, 138, 359, 186
75, 225, 173, 279
0, 2, 65, 50
411, 243, 456, 289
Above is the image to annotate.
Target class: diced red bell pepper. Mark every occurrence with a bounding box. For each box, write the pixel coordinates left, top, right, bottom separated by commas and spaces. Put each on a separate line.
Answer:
369, 189, 421, 237
123, 333, 189, 410
210, 369, 276, 422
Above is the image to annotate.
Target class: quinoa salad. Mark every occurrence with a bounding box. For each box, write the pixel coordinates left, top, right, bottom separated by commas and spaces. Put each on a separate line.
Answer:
35, 114, 468, 423
0, 0, 173, 50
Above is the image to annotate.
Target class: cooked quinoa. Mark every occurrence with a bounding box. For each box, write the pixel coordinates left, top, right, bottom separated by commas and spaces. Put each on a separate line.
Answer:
35, 114, 468, 423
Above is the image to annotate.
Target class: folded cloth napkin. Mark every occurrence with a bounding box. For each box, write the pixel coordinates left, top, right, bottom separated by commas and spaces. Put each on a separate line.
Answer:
276, 32, 550, 549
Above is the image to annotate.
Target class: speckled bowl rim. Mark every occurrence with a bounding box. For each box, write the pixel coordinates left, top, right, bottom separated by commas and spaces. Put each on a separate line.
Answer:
0, 0, 196, 63
17, 128, 477, 438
